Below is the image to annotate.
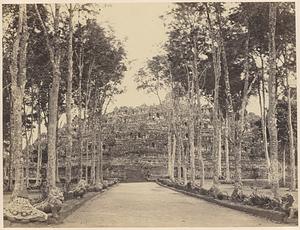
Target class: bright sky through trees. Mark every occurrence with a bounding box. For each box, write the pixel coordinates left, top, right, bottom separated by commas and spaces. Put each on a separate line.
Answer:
97, 3, 171, 110
96, 3, 265, 115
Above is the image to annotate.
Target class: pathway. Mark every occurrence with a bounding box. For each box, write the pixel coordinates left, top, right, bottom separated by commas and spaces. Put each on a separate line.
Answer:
57, 182, 289, 227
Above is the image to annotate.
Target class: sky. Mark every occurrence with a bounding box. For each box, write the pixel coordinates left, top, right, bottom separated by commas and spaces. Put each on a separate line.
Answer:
96, 3, 172, 111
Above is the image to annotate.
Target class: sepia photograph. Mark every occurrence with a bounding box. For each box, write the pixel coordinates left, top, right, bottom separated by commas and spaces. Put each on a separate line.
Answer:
2, 1, 298, 228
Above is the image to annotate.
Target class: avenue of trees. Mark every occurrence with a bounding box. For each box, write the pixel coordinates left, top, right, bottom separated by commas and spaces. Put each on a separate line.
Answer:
136, 2, 296, 197
3, 3, 126, 218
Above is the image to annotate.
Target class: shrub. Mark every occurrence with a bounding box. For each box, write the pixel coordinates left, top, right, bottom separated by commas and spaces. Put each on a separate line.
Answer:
217, 191, 229, 200
73, 180, 88, 198
198, 188, 209, 196
208, 185, 221, 199
243, 191, 287, 212
281, 193, 294, 212
158, 178, 173, 187
231, 187, 247, 202
102, 180, 109, 189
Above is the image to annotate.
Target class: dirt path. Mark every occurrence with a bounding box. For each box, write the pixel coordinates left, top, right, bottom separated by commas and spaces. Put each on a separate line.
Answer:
57, 182, 289, 227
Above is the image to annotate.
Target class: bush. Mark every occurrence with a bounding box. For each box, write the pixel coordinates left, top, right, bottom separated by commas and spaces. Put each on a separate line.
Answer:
197, 187, 209, 196
102, 180, 109, 189
157, 178, 174, 187
174, 183, 186, 191
87, 182, 105, 192
217, 191, 229, 200
208, 185, 221, 199
242, 191, 294, 213
231, 186, 247, 202
281, 193, 294, 211
73, 180, 88, 198
207, 185, 229, 200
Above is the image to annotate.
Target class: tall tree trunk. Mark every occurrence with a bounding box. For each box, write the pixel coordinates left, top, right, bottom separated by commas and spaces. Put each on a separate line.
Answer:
224, 113, 230, 182
36, 4, 62, 189
196, 109, 205, 187
188, 82, 196, 185
188, 111, 195, 185
216, 5, 234, 184
25, 88, 35, 188
197, 131, 205, 187
85, 139, 88, 182
177, 132, 182, 181
167, 123, 172, 179
84, 61, 94, 183
91, 131, 96, 185
182, 143, 188, 186
195, 75, 205, 187
287, 75, 296, 191
23, 90, 34, 188
48, 12, 60, 188
35, 94, 42, 186
11, 67, 24, 197
65, 4, 74, 189
23, 102, 30, 188
10, 4, 29, 198
205, 4, 221, 186
78, 55, 83, 179
99, 134, 104, 184
234, 17, 260, 189
56, 113, 60, 184
267, 3, 279, 198
211, 47, 221, 187
48, 68, 61, 188
8, 99, 14, 191
217, 118, 222, 178
8, 143, 14, 191
258, 56, 271, 182
282, 145, 286, 187
171, 133, 176, 181
95, 135, 100, 185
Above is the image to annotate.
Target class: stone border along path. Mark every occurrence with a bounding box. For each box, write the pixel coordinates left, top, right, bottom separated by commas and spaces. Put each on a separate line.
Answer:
3, 183, 119, 228
156, 181, 298, 225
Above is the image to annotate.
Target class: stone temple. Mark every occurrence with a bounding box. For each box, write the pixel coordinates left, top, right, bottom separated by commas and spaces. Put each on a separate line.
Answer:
4, 104, 269, 187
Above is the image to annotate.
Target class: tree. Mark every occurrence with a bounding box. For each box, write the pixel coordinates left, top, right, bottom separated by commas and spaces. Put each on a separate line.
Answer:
35, 3, 62, 190
72, 19, 126, 185
135, 55, 176, 180
267, 2, 279, 197
10, 4, 29, 198
4, 4, 48, 223
205, 3, 222, 186
277, 2, 296, 191
258, 56, 270, 181
65, 4, 74, 189
286, 77, 296, 191
234, 20, 257, 186
277, 97, 297, 189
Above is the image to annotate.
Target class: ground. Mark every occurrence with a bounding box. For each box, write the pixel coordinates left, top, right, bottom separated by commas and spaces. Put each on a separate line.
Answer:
56, 182, 289, 227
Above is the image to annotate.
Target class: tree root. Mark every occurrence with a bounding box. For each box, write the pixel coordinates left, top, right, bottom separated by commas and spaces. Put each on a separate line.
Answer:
34, 187, 64, 219
4, 197, 48, 222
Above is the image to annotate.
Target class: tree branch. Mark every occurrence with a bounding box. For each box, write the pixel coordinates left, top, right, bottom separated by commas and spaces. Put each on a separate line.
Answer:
34, 4, 55, 64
